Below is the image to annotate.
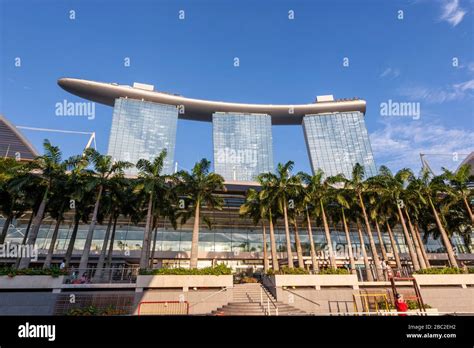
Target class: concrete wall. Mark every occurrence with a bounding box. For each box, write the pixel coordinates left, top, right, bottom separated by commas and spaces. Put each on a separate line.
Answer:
0, 292, 59, 315
271, 285, 474, 314
135, 288, 233, 315
418, 287, 474, 313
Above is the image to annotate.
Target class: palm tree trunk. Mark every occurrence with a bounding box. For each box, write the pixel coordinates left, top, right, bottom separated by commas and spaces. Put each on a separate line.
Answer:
21, 213, 35, 245
428, 197, 458, 268
342, 209, 356, 275
145, 217, 157, 268
43, 218, 61, 269
268, 212, 279, 272
149, 226, 159, 269
396, 205, 420, 271
463, 196, 474, 224
358, 193, 383, 280
320, 200, 336, 269
189, 201, 200, 269
79, 185, 104, 271
305, 211, 319, 272
404, 208, 427, 269
139, 192, 154, 269
262, 223, 269, 273
0, 214, 13, 245
95, 214, 113, 277
386, 222, 402, 271
106, 215, 118, 269
293, 222, 304, 268
375, 220, 388, 262
18, 188, 48, 269
414, 224, 430, 268
356, 219, 373, 281
65, 215, 80, 268
282, 200, 294, 268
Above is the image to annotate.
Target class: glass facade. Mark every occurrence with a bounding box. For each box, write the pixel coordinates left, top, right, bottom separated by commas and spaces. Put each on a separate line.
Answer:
2, 216, 470, 259
303, 112, 377, 178
107, 98, 178, 175
213, 112, 273, 181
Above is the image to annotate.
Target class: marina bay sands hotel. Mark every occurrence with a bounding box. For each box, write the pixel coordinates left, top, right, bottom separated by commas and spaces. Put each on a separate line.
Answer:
58, 78, 377, 180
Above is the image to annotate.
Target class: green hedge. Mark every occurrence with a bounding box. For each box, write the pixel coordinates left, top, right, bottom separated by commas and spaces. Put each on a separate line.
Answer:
267, 266, 350, 275
139, 263, 232, 276
0, 267, 67, 278
266, 266, 309, 275
66, 305, 128, 316
414, 267, 465, 275
318, 268, 350, 275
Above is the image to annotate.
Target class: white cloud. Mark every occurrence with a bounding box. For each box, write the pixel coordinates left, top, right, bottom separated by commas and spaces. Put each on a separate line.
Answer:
397, 79, 474, 103
440, 0, 466, 26
380, 68, 400, 79
370, 120, 474, 173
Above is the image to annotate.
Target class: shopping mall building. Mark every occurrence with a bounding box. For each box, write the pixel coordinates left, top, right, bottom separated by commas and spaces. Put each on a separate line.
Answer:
0, 79, 472, 274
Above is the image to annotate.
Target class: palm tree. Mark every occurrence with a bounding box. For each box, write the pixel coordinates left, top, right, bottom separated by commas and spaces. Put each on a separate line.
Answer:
18, 140, 67, 269
42, 174, 70, 269
0, 158, 30, 245
177, 159, 224, 269
135, 150, 170, 270
326, 178, 357, 275
410, 169, 458, 267
256, 176, 281, 271
258, 161, 299, 268
299, 170, 337, 269
94, 176, 130, 276
346, 164, 383, 279
371, 166, 421, 272
149, 181, 178, 268
287, 183, 306, 269
78, 149, 132, 271
441, 164, 473, 224
240, 189, 270, 272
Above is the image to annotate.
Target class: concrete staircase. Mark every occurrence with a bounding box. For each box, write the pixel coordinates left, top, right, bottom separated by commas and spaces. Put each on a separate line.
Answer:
212, 283, 306, 316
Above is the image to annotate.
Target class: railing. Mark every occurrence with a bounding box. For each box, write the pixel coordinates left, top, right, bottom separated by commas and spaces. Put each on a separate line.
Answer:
260, 285, 279, 316
63, 266, 139, 284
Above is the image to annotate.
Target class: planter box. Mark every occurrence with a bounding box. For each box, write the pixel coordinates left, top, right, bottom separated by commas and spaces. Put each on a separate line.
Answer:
0, 275, 65, 289
264, 274, 359, 289
413, 274, 474, 288
136, 275, 233, 291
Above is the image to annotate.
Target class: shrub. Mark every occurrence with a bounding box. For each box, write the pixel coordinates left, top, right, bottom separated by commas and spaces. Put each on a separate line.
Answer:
139, 263, 232, 276
66, 305, 127, 316
318, 268, 350, 275
414, 267, 464, 275
240, 276, 258, 283
0, 267, 68, 278
266, 266, 309, 275
377, 300, 431, 310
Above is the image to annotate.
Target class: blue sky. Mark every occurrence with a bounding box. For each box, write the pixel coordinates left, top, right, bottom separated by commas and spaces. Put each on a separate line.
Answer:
1, 0, 473, 175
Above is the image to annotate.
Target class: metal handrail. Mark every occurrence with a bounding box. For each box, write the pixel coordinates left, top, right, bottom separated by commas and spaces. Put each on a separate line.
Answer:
188, 287, 230, 309
260, 285, 279, 316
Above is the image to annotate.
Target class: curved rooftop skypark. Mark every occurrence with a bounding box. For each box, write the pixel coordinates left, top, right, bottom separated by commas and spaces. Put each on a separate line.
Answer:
57, 78, 366, 125
58, 78, 376, 180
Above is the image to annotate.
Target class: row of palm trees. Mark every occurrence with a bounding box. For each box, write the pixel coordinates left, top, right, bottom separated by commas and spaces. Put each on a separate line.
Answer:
0, 140, 472, 279
0, 140, 224, 272
240, 161, 472, 279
